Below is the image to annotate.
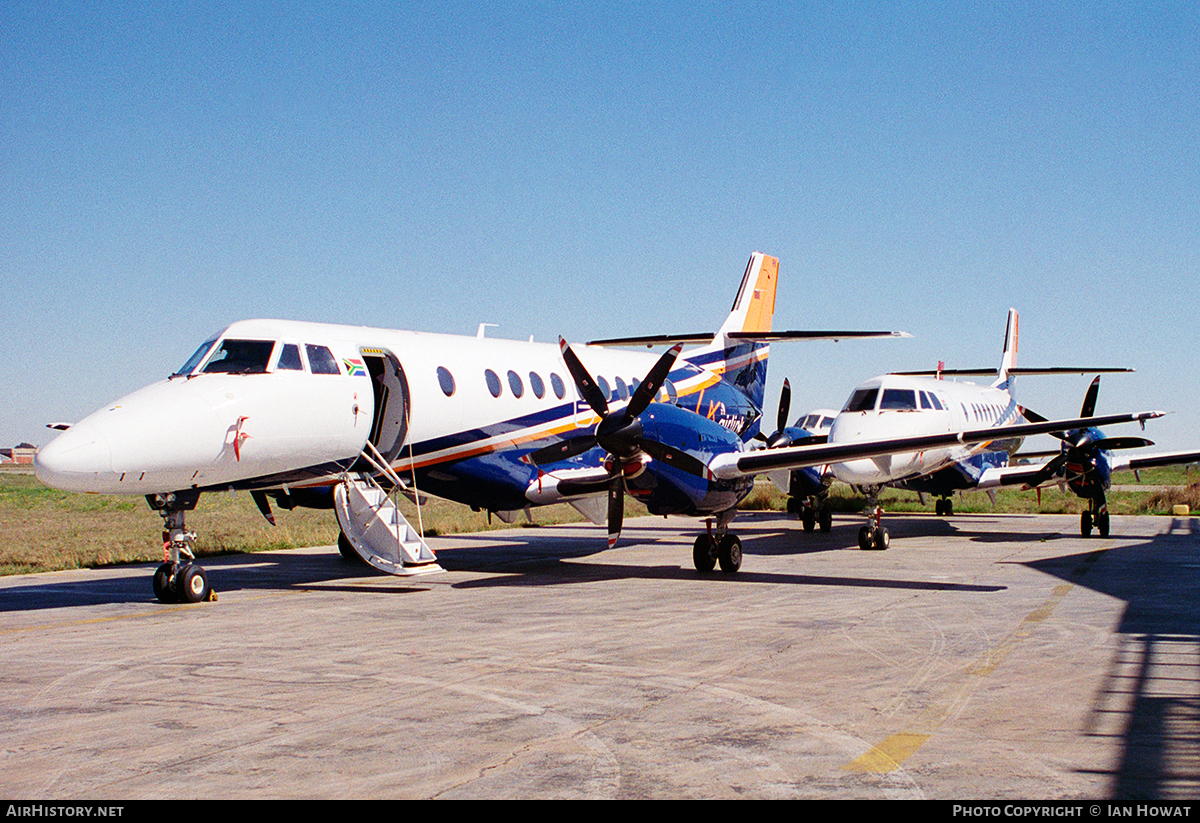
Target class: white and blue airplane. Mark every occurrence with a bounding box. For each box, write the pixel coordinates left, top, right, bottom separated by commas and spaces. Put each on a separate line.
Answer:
766, 309, 1195, 548
35, 254, 1163, 602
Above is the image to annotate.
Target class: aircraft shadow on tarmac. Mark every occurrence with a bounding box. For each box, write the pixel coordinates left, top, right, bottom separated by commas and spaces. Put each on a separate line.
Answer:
0, 515, 1009, 611
1022, 520, 1200, 800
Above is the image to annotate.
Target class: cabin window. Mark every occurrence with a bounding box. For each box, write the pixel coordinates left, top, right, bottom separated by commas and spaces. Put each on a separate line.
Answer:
203, 339, 276, 374
437, 366, 456, 397
175, 337, 218, 376
277, 344, 304, 371
614, 377, 629, 401
844, 388, 878, 412
306, 345, 341, 375
880, 389, 918, 410
507, 370, 524, 398
597, 376, 611, 401
529, 372, 545, 399
484, 369, 502, 398
550, 373, 566, 400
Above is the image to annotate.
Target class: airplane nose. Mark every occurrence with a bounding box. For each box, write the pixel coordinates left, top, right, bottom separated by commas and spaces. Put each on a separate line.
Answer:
34, 429, 114, 492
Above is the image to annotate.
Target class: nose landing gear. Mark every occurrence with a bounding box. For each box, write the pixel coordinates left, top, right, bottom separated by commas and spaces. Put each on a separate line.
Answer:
147, 491, 214, 604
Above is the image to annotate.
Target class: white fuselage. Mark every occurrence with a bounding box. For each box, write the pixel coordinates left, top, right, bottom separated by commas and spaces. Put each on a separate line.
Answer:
35, 318, 749, 500
827, 373, 1024, 486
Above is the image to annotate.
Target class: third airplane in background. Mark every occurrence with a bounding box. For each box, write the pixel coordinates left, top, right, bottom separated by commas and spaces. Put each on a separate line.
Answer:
765, 310, 1196, 547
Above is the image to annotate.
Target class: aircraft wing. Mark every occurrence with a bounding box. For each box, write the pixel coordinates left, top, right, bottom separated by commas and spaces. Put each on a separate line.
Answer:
1112, 449, 1200, 473
708, 410, 1164, 479
892, 367, 1134, 377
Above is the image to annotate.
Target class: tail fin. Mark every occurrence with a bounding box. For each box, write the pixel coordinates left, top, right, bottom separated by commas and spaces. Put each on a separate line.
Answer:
688, 252, 779, 411
717, 252, 779, 340
993, 308, 1019, 391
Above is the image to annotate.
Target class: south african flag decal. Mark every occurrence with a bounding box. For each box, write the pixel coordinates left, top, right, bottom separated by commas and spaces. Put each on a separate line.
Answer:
343, 358, 366, 377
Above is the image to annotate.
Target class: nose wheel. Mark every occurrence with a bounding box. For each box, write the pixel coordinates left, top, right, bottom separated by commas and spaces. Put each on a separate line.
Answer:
857, 501, 890, 550
148, 492, 215, 603
1080, 499, 1110, 538
152, 561, 212, 604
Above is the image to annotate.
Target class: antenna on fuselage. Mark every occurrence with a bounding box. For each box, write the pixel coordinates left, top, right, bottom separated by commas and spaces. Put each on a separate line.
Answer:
477, 323, 498, 338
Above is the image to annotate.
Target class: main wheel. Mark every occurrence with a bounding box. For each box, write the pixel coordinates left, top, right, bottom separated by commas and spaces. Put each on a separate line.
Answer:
693, 535, 716, 572
935, 498, 945, 516
802, 509, 816, 532
338, 532, 360, 561
818, 507, 832, 532
1081, 511, 1093, 537
153, 562, 177, 604
717, 534, 742, 573
1097, 512, 1110, 538
177, 564, 210, 603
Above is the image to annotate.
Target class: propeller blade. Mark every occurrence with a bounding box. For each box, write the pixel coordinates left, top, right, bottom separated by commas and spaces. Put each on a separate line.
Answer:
559, 338, 609, 416
625, 344, 682, 419
638, 440, 711, 478
607, 474, 624, 548
1094, 436, 1155, 451
1080, 376, 1100, 418
777, 378, 791, 433
523, 435, 598, 466
1026, 452, 1069, 487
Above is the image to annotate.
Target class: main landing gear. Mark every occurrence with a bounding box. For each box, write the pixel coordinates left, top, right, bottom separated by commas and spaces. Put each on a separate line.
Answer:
934, 496, 954, 516
1080, 498, 1111, 538
788, 493, 833, 533
693, 515, 742, 573
147, 491, 214, 604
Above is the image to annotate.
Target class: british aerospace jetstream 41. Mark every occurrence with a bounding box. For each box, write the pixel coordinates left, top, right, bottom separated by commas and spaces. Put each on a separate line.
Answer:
715, 308, 1168, 550
35, 253, 1162, 602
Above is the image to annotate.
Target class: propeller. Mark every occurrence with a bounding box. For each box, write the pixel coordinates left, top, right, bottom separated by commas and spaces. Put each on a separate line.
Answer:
525, 339, 683, 547
1023, 376, 1153, 487
757, 379, 793, 448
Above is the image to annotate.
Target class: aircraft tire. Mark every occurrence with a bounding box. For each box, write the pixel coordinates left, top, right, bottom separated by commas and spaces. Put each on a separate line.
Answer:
857, 525, 873, 551
1080, 512, 1093, 537
935, 499, 945, 516
717, 534, 742, 573
177, 564, 210, 604
693, 535, 716, 572
802, 510, 816, 532
819, 508, 832, 532
874, 527, 890, 550
153, 563, 177, 604
338, 532, 363, 563
1097, 512, 1110, 538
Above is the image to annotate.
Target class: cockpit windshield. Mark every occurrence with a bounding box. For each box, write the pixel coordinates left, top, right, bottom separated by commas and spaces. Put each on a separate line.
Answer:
173, 338, 218, 377
843, 387, 878, 412
201, 339, 276, 374
879, 388, 918, 410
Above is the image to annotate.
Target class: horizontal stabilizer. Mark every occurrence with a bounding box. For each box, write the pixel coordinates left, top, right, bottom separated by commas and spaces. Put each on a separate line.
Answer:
589, 330, 910, 348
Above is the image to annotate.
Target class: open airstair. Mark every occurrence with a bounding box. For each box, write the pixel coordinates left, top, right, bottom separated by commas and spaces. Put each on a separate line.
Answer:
333, 444, 442, 576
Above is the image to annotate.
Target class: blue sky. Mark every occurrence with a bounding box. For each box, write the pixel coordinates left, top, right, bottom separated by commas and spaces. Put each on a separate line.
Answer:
3, 2, 1198, 455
